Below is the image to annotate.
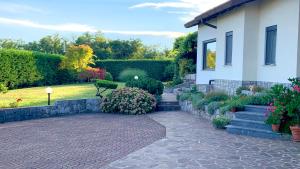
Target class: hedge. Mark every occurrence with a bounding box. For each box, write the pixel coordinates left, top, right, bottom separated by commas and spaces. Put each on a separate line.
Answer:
94, 59, 173, 81
0, 49, 64, 88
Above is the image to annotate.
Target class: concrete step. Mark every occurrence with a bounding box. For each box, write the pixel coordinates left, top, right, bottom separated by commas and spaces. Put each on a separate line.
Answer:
158, 101, 179, 106
235, 111, 267, 122
156, 105, 181, 111
231, 118, 272, 130
226, 125, 285, 140
244, 105, 268, 113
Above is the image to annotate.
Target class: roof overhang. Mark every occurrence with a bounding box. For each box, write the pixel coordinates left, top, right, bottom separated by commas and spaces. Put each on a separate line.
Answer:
185, 0, 257, 28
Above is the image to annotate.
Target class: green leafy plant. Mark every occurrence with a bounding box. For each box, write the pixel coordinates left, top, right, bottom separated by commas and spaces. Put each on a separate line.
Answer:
205, 91, 229, 102
125, 77, 164, 96
265, 103, 281, 125
101, 87, 156, 115
118, 68, 148, 82
247, 93, 273, 105
177, 92, 192, 101
207, 102, 222, 115
0, 83, 8, 94
191, 93, 205, 108
195, 99, 209, 111
94, 80, 118, 98
104, 72, 113, 81
212, 115, 231, 129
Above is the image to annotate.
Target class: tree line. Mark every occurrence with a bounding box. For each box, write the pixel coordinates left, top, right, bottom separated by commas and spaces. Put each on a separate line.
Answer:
0, 33, 175, 60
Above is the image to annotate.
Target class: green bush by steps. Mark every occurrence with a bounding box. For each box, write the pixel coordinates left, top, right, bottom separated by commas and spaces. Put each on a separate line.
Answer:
0, 49, 64, 88
94, 59, 173, 81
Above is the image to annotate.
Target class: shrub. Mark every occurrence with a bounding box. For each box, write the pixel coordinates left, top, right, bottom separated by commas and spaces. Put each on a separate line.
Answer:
78, 67, 106, 82
163, 63, 175, 81
94, 80, 118, 97
207, 102, 223, 115
0, 49, 64, 88
118, 68, 148, 82
219, 105, 231, 114
212, 115, 231, 129
0, 83, 8, 94
94, 59, 173, 81
178, 92, 192, 101
56, 69, 78, 84
105, 72, 113, 81
195, 99, 209, 111
191, 93, 205, 108
205, 91, 229, 102
0, 49, 41, 88
33, 52, 64, 85
247, 93, 273, 105
125, 77, 164, 96
101, 87, 156, 115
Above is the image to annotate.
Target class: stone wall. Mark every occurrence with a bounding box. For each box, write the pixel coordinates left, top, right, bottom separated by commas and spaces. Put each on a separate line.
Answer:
0, 98, 101, 123
179, 100, 234, 121
203, 79, 290, 95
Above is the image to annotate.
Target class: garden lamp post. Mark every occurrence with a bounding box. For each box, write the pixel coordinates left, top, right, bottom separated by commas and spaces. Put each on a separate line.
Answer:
46, 87, 53, 105
134, 76, 139, 80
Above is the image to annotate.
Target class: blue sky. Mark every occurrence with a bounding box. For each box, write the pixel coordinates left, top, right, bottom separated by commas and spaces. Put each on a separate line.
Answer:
0, 0, 227, 49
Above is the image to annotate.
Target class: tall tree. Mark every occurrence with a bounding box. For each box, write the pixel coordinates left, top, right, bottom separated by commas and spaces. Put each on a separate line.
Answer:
61, 45, 94, 72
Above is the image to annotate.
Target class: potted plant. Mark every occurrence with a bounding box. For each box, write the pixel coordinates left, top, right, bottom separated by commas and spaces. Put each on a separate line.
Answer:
266, 103, 281, 132
286, 78, 300, 141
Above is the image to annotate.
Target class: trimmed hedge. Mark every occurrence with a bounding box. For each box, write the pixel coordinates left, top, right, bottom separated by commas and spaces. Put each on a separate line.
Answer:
94, 59, 173, 81
0, 49, 64, 88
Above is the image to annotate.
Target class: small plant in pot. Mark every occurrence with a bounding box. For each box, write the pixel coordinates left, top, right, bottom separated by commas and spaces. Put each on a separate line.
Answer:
265, 103, 281, 132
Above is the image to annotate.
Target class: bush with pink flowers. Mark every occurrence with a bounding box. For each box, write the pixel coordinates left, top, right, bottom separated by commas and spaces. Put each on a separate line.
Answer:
101, 87, 156, 115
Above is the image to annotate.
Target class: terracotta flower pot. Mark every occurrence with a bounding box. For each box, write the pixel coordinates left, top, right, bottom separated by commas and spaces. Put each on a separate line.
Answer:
272, 124, 280, 132
290, 126, 300, 142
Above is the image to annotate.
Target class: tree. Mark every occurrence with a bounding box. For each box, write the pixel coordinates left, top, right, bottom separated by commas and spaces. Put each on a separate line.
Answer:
0, 39, 24, 49
61, 45, 94, 72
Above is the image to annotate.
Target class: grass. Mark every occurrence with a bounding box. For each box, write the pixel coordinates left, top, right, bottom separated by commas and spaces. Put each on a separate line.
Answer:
0, 82, 124, 108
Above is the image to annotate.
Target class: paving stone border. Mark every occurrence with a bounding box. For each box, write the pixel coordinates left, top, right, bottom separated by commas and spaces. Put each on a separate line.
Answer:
0, 98, 101, 123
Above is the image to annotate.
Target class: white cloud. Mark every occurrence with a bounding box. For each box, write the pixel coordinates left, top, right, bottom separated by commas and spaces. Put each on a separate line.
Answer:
130, 0, 229, 22
0, 17, 185, 38
0, 2, 43, 13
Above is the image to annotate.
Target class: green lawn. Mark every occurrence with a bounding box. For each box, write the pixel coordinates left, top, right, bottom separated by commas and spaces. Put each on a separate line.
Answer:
0, 83, 124, 108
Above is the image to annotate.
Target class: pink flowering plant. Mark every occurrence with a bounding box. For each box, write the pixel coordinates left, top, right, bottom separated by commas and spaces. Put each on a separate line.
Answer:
101, 87, 156, 115
265, 85, 289, 125
285, 78, 300, 126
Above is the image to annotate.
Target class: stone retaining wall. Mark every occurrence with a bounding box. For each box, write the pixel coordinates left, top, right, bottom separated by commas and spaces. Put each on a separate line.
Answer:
0, 98, 101, 123
198, 79, 290, 95
179, 100, 234, 121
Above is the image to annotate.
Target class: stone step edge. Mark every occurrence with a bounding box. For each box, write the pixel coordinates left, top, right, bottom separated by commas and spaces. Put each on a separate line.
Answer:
231, 118, 268, 125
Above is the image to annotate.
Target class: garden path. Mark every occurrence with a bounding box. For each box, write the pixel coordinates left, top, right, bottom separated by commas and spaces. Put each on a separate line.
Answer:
104, 109, 300, 169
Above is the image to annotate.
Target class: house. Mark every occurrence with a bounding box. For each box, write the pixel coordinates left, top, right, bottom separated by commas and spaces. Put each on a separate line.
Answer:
185, 0, 300, 95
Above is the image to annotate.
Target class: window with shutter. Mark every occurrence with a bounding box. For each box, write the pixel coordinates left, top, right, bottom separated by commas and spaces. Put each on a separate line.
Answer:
265, 25, 277, 65
225, 31, 233, 65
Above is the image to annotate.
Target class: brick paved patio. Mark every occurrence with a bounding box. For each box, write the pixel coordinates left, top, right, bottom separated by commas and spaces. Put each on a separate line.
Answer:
0, 114, 165, 169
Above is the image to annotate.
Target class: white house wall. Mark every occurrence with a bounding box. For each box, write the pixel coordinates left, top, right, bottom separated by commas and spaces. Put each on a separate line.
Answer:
196, 8, 246, 84
196, 0, 300, 85
196, 21, 217, 84
256, 0, 300, 83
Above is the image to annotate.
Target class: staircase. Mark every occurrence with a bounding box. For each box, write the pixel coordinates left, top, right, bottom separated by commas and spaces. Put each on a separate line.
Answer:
156, 93, 181, 111
226, 105, 287, 140
156, 101, 181, 111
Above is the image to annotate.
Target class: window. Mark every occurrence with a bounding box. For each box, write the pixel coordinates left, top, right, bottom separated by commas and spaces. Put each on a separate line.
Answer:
225, 31, 233, 65
203, 39, 216, 70
265, 25, 277, 65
